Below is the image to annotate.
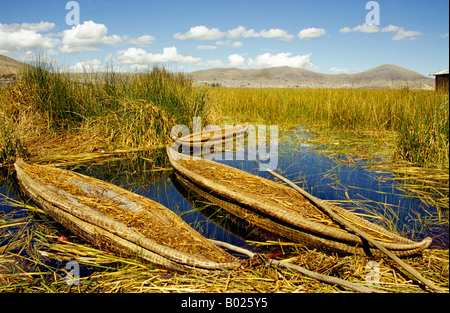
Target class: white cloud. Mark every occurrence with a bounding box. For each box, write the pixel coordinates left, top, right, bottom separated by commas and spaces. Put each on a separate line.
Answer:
259, 29, 294, 41
247, 52, 313, 69
381, 24, 401, 33
227, 26, 258, 39
60, 20, 122, 54
175, 25, 294, 41
118, 47, 202, 66
228, 54, 246, 67
130, 64, 152, 72
392, 29, 422, 41
70, 59, 103, 72
216, 40, 229, 46
0, 21, 59, 54
128, 35, 155, 45
228, 26, 294, 41
441, 33, 449, 38
197, 45, 218, 50
215, 40, 242, 48
4, 21, 55, 33
204, 59, 225, 67
339, 23, 380, 33
329, 67, 349, 73
174, 26, 225, 40
340, 23, 422, 41
382, 25, 422, 40
298, 27, 326, 40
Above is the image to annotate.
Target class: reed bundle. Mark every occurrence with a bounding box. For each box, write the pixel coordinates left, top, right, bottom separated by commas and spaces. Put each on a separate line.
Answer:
1, 199, 448, 293
14, 160, 238, 271
170, 149, 432, 258
0, 60, 213, 164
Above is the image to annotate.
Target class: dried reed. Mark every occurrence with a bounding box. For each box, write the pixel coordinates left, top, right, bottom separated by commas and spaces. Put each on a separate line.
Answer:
0, 58, 212, 164
1, 199, 448, 293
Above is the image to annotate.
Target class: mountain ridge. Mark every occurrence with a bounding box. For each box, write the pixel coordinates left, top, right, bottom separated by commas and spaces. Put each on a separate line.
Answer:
0, 54, 28, 76
188, 64, 434, 89
0, 54, 434, 89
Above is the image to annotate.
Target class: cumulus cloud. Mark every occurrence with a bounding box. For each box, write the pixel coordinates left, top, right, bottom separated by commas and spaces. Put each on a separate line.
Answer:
339, 23, 380, 33
215, 40, 243, 48
228, 54, 246, 67
70, 59, 103, 72
381, 24, 401, 33
392, 30, 422, 41
340, 23, 422, 41
247, 52, 313, 69
60, 20, 122, 54
204, 59, 225, 67
3, 21, 55, 33
197, 45, 218, 50
174, 26, 225, 40
227, 26, 258, 39
227, 26, 294, 41
0, 21, 59, 54
329, 67, 349, 73
174, 25, 294, 41
259, 29, 294, 41
298, 27, 326, 40
118, 47, 202, 66
127, 35, 155, 45
381, 24, 422, 40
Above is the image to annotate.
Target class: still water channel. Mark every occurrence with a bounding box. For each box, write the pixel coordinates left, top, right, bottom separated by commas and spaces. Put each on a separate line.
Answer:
1, 127, 448, 252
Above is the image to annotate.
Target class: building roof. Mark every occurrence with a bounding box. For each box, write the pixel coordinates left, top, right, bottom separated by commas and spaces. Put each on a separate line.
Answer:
429, 68, 449, 76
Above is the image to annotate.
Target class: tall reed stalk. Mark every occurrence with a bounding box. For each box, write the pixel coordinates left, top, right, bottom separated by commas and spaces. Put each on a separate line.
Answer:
0, 59, 212, 162
211, 87, 449, 168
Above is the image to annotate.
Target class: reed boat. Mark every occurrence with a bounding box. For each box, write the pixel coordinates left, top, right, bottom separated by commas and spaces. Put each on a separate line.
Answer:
167, 148, 432, 257
170, 173, 282, 245
173, 123, 249, 148
14, 159, 239, 272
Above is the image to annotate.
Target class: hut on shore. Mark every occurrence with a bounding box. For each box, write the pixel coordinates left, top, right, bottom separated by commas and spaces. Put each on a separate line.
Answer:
429, 68, 449, 92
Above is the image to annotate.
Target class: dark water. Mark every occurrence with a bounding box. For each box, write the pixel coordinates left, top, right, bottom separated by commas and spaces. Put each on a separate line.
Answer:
1, 127, 448, 251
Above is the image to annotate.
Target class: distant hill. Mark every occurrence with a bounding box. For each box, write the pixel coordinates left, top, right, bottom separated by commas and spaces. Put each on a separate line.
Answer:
0, 55, 435, 90
0, 54, 28, 76
188, 64, 434, 89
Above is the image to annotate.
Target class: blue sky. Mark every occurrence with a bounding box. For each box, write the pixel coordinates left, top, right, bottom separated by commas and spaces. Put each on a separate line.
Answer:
1, 0, 448, 75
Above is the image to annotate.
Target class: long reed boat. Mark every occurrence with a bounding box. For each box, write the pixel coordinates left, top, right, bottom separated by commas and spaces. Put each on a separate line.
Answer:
14, 159, 239, 272
167, 148, 432, 257
173, 123, 249, 148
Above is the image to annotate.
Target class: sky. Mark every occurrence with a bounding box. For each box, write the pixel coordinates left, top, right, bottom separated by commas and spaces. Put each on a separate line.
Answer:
0, 0, 448, 75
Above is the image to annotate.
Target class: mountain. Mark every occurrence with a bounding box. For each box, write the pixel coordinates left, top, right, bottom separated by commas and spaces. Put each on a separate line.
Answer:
351, 64, 429, 82
188, 64, 434, 89
0, 54, 435, 90
0, 54, 28, 76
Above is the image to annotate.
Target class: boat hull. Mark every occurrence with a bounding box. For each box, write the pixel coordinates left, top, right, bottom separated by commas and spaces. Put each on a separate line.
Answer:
167, 148, 432, 257
14, 159, 238, 271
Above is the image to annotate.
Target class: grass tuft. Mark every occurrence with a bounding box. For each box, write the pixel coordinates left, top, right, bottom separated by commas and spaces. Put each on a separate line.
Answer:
211, 87, 449, 168
0, 58, 212, 163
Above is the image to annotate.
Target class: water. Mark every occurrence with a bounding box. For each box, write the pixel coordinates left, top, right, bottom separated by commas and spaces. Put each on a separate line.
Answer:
1, 127, 448, 252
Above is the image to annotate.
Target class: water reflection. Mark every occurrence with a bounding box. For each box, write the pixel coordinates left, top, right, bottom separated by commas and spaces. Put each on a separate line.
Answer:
1, 128, 448, 250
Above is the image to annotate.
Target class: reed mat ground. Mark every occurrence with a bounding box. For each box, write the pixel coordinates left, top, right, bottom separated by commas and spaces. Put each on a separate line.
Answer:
0, 197, 448, 293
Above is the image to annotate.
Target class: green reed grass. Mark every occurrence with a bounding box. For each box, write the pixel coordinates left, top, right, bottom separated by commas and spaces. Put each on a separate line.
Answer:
0, 58, 212, 163
211, 87, 449, 168
0, 118, 25, 165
